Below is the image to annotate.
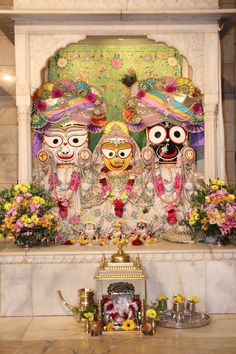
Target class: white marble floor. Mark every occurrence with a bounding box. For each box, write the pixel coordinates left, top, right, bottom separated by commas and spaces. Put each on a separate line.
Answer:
0, 315, 236, 354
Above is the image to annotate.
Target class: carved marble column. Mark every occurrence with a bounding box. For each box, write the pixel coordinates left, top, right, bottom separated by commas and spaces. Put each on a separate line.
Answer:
203, 30, 220, 181
203, 104, 218, 181
17, 104, 32, 183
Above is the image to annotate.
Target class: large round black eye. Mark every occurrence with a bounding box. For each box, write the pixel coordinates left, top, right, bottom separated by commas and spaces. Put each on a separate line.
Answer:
155, 131, 161, 139
148, 125, 166, 145
44, 135, 63, 148
109, 152, 113, 157
68, 134, 88, 147
169, 126, 186, 144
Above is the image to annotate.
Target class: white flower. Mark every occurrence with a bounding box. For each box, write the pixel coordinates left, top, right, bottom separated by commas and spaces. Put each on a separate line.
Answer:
147, 182, 154, 191
81, 183, 91, 191
185, 182, 193, 190
57, 58, 68, 68
168, 57, 177, 67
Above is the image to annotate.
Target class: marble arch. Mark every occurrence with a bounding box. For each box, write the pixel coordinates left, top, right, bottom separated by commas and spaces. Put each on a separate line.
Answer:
15, 22, 223, 183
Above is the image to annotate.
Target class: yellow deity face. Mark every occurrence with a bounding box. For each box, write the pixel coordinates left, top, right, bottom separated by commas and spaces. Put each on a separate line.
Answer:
101, 141, 132, 171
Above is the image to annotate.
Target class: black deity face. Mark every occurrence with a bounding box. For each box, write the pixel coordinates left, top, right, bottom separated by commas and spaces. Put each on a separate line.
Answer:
147, 122, 187, 163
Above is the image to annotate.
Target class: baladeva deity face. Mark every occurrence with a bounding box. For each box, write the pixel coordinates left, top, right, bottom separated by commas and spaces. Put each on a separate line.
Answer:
101, 139, 132, 172
147, 122, 187, 163
43, 124, 88, 164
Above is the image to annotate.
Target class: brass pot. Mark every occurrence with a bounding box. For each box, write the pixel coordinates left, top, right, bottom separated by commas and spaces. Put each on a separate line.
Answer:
78, 288, 95, 309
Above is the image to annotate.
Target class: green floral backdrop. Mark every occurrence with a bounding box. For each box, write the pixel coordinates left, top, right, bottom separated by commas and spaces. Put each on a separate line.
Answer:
49, 43, 182, 149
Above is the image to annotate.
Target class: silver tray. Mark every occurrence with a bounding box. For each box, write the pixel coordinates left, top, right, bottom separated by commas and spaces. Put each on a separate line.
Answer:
157, 312, 211, 329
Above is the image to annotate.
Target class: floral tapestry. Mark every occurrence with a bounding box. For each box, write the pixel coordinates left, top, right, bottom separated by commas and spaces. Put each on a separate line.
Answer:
49, 43, 182, 148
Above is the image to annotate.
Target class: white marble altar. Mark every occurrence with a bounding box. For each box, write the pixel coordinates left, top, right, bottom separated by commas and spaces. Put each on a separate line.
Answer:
0, 241, 235, 316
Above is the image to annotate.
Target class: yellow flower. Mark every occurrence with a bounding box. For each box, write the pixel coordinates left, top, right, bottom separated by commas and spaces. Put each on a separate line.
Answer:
21, 215, 31, 226
228, 194, 235, 202
211, 185, 218, 190
205, 196, 210, 203
173, 293, 185, 303
14, 183, 30, 194
148, 237, 158, 244
106, 322, 114, 331
31, 196, 45, 205
31, 214, 39, 224
122, 319, 135, 331
190, 296, 199, 303
217, 179, 225, 186
189, 215, 196, 225
83, 312, 94, 322
4, 202, 14, 210
159, 294, 168, 301
146, 308, 157, 319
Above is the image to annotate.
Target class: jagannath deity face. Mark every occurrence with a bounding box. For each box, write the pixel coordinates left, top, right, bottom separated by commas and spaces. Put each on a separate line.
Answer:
101, 139, 133, 172
43, 124, 88, 164
147, 122, 187, 163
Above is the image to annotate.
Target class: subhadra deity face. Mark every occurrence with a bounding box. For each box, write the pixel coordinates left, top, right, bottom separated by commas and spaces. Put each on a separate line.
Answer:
147, 122, 187, 163
101, 139, 133, 172
43, 124, 88, 164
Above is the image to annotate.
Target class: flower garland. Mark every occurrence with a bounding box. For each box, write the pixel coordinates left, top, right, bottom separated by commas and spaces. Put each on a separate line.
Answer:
50, 169, 80, 219
99, 171, 136, 218
153, 161, 183, 225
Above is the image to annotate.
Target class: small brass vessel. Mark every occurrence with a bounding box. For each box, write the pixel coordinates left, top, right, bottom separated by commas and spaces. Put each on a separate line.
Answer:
111, 244, 131, 263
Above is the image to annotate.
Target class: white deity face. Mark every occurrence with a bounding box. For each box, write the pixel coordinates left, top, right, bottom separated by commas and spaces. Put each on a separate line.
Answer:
43, 125, 88, 164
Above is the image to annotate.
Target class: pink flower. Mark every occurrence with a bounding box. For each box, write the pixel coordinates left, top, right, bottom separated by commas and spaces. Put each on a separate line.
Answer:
70, 215, 79, 224
113, 199, 124, 218
124, 185, 133, 192
15, 195, 24, 203
154, 175, 165, 196
129, 193, 137, 199
164, 84, 176, 93
192, 103, 203, 115
136, 89, 146, 99
102, 185, 110, 193
37, 100, 47, 112
166, 205, 177, 225
51, 172, 58, 189
69, 172, 80, 191
112, 58, 122, 69
86, 92, 97, 103
52, 87, 64, 98
175, 173, 183, 195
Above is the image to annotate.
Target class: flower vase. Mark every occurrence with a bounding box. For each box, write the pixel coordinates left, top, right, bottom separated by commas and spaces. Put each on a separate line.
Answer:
186, 301, 196, 313
172, 302, 185, 323
158, 299, 168, 312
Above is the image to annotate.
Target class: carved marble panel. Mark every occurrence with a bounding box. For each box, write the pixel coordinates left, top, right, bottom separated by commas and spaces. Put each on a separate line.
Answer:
148, 33, 204, 90
29, 34, 86, 91
13, 0, 219, 10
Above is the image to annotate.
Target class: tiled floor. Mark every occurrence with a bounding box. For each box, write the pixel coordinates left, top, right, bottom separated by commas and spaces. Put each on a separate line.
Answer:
0, 315, 236, 354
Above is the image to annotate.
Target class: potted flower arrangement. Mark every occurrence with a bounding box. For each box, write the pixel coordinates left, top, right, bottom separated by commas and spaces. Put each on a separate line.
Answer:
0, 183, 60, 246
185, 179, 236, 244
